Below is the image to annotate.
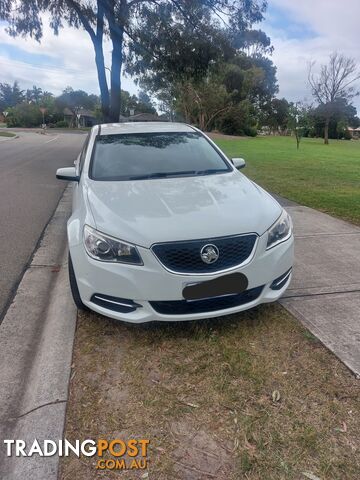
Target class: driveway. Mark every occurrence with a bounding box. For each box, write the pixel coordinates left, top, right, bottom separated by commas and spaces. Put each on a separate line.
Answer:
278, 200, 360, 377
0, 131, 85, 320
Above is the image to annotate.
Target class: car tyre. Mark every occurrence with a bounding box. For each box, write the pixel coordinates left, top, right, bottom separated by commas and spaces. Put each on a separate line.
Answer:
68, 253, 89, 311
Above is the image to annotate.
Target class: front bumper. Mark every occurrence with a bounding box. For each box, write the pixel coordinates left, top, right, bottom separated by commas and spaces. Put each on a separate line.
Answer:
70, 232, 294, 323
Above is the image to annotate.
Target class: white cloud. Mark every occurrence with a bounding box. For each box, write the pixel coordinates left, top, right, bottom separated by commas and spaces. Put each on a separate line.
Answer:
265, 0, 360, 112
0, 16, 137, 96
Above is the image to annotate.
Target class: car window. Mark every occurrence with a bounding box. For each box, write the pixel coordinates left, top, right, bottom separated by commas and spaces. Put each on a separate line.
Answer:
90, 131, 231, 181
79, 133, 90, 174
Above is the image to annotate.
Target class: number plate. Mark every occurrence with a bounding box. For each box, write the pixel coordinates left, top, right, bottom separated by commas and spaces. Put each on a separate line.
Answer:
182, 272, 248, 301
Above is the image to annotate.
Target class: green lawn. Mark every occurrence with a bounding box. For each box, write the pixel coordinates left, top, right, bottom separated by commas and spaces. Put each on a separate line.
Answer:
212, 135, 360, 225
0, 131, 16, 138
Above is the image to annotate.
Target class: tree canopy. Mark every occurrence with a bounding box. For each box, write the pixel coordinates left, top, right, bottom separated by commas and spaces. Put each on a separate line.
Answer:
1, 0, 274, 122
0, 82, 158, 128
308, 52, 360, 144
0, 82, 25, 112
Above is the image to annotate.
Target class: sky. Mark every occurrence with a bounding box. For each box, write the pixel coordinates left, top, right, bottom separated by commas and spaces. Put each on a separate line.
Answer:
1, 1, 360, 112
262, 0, 360, 112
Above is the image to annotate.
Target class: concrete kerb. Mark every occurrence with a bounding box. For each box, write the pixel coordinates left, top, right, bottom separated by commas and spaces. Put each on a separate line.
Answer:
0, 185, 77, 480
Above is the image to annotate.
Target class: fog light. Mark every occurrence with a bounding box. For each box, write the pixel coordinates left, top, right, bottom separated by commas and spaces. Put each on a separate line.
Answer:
270, 268, 292, 290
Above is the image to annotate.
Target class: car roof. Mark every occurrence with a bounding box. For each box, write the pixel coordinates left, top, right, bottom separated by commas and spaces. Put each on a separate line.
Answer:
98, 122, 196, 136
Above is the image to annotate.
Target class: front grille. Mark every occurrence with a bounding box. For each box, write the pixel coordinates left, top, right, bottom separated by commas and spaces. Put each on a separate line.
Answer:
152, 234, 257, 274
150, 285, 264, 315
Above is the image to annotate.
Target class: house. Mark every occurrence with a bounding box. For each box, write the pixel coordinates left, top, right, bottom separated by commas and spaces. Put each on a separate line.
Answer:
347, 127, 360, 139
119, 112, 163, 123
64, 108, 97, 127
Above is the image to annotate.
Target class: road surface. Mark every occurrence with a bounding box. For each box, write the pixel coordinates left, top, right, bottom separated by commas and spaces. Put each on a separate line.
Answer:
0, 131, 85, 320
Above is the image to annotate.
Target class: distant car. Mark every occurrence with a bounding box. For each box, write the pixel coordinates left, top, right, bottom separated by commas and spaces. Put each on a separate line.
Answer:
57, 122, 294, 323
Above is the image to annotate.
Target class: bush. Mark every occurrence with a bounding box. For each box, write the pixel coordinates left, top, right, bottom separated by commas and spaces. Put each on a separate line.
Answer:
6, 103, 42, 127
220, 116, 244, 135
243, 125, 257, 137
217, 101, 257, 137
343, 129, 352, 140
54, 120, 69, 128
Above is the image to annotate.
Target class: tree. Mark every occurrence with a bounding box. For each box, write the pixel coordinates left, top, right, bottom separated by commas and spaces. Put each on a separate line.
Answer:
1, 0, 271, 122
287, 102, 311, 149
119, 89, 156, 115
1, 1, 109, 118
308, 52, 360, 144
137, 90, 156, 113
126, 3, 273, 97
261, 97, 289, 134
138, 90, 152, 106
129, 6, 277, 131
55, 87, 99, 127
229, 54, 278, 105
179, 76, 231, 130
157, 87, 177, 121
218, 99, 257, 136
6, 103, 43, 127
310, 97, 358, 139
0, 81, 25, 111
26, 85, 43, 103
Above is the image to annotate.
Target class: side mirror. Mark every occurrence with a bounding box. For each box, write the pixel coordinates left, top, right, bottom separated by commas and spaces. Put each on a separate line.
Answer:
56, 166, 79, 182
232, 158, 246, 169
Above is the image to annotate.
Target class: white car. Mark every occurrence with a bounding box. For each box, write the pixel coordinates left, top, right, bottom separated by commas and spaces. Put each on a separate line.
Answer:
56, 122, 294, 323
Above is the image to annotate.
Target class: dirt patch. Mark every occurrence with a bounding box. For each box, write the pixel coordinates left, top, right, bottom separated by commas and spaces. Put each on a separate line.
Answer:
170, 420, 233, 479
60, 304, 360, 479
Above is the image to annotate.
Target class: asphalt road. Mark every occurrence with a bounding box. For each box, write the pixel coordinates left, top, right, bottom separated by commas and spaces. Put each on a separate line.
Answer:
0, 131, 85, 320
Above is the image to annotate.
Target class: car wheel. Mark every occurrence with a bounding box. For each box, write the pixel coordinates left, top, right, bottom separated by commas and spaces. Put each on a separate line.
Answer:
68, 253, 89, 311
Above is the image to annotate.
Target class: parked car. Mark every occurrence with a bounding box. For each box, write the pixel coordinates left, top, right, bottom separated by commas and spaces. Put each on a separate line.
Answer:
56, 122, 294, 323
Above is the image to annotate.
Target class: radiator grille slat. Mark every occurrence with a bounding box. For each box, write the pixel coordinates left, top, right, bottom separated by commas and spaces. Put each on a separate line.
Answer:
152, 234, 257, 274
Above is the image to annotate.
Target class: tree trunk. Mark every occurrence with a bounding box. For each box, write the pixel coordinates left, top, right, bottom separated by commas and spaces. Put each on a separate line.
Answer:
94, 39, 110, 121
324, 115, 330, 144
103, 0, 125, 122
109, 33, 123, 122
199, 111, 205, 131
67, 0, 110, 122
94, 0, 109, 121
183, 104, 190, 123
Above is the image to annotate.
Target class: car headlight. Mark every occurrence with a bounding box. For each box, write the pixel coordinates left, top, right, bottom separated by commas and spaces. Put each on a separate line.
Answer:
266, 210, 292, 250
83, 225, 143, 264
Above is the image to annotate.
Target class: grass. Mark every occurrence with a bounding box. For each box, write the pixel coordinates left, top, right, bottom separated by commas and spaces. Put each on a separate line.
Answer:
60, 306, 360, 480
59, 132, 360, 478
211, 135, 360, 225
0, 131, 16, 137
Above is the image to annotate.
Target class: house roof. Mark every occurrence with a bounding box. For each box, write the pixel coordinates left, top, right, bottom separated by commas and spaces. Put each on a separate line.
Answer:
119, 112, 161, 122
64, 107, 96, 117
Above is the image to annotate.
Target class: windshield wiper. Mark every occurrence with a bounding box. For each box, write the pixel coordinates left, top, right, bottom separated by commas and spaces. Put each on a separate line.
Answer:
126, 172, 172, 180
126, 169, 226, 181
127, 170, 197, 180
195, 168, 227, 175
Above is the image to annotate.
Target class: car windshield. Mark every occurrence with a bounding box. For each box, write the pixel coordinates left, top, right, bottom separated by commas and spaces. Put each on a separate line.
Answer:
90, 131, 231, 181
